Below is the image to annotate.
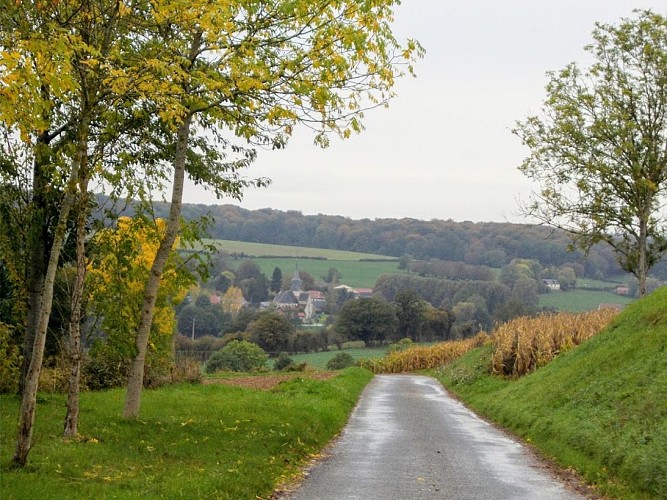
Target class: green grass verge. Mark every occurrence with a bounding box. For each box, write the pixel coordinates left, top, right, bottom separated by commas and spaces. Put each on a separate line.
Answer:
432, 287, 667, 499
1, 368, 373, 499
539, 289, 635, 312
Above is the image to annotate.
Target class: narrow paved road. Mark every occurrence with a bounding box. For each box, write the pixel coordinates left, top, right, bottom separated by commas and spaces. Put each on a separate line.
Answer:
284, 375, 582, 500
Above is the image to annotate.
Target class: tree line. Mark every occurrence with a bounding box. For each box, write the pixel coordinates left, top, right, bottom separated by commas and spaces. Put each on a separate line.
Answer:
144, 201, 667, 282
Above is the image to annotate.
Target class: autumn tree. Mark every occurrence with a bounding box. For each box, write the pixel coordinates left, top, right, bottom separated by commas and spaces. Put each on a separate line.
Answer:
0, 0, 146, 464
514, 10, 667, 296
121, 0, 421, 418
87, 217, 192, 386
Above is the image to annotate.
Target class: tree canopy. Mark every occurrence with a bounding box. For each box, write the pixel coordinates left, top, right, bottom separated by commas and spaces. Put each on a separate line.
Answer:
514, 10, 667, 296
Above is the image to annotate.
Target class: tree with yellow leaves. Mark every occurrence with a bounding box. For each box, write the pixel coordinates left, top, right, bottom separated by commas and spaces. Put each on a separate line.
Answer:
121, 0, 423, 419
87, 217, 193, 388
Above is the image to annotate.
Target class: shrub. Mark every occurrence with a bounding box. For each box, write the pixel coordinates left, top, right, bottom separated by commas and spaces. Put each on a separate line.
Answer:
206, 340, 268, 373
326, 352, 355, 370
340, 340, 365, 349
83, 344, 129, 390
274, 352, 295, 371
0, 323, 21, 394
38, 355, 69, 393
387, 338, 414, 353
168, 358, 202, 385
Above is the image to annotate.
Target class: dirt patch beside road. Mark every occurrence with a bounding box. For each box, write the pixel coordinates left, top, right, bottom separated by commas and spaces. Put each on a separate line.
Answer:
202, 372, 337, 390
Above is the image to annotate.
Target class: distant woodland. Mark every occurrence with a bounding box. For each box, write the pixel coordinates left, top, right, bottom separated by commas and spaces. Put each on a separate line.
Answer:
142, 200, 667, 281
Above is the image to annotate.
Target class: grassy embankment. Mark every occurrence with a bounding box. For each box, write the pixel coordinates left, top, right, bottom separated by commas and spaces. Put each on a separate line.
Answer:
432, 287, 667, 499
0, 368, 372, 499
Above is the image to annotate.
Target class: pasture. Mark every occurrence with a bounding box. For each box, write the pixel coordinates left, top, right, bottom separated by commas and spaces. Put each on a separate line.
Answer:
201, 239, 395, 261
538, 289, 634, 312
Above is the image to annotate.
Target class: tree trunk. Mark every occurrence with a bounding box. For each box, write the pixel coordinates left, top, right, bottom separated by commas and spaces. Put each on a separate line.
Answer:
63, 177, 89, 439
12, 114, 88, 467
13, 183, 78, 467
123, 113, 192, 419
637, 213, 648, 297
19, 142, 50, 396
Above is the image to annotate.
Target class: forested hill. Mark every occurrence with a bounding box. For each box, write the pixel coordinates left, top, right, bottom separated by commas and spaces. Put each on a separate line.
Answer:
142, 200, 651, 280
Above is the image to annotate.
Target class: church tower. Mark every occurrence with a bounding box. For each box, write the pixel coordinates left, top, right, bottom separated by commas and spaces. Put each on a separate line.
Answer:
290, 263, 302, 292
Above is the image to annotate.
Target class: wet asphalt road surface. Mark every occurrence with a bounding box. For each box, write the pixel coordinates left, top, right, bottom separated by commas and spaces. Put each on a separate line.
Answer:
284, 375, 582, 500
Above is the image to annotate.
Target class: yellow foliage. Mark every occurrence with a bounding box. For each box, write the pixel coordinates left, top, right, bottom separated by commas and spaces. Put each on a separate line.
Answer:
221, 286, 245, 314
87, 217, 192, 378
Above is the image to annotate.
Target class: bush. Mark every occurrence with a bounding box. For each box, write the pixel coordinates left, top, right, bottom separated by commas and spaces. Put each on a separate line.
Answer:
168, 358, 202, 385
326, 352, 356, 370
0, 323, 21, 394
83, 344, 129, 390
387, 338, 414, 353
340, 340, 365, 349
206, 340, 268, 373
274, 352, 295, 371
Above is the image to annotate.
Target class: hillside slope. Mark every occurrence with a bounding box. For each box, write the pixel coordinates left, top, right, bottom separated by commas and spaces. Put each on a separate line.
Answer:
435, 287, 667, 498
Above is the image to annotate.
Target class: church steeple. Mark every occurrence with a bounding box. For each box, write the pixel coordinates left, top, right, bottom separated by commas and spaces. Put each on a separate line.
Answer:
290, 262, 302, 291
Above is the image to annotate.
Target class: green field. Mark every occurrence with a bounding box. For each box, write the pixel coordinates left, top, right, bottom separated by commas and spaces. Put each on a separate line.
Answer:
201, 239, 395, 261
538, 289, 634, 312
253, 258, 403, 289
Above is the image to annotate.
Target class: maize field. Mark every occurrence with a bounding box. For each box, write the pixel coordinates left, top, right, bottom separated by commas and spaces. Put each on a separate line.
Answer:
490, 309, 619, 378
359, 333, 488, 374
361, 308, 618, 376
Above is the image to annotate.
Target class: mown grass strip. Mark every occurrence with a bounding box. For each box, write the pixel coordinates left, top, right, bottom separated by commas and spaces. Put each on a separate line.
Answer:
1, 368, 372, 499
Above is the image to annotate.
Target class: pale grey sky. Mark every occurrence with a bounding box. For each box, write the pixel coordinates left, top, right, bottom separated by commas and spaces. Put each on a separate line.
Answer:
182, 0, 666, 223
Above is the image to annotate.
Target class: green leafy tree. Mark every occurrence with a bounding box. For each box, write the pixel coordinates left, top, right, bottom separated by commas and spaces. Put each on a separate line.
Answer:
247, 311, 294, 355
514, 10, 667, 296
394, 289, 426, 341
335, 297, 398, 345
324, 268, 342, 284
270, 267, 283, 293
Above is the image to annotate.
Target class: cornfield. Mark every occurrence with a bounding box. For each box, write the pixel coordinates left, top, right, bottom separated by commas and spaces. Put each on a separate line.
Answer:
490, 309, 619, 378
359, 333, 488, 374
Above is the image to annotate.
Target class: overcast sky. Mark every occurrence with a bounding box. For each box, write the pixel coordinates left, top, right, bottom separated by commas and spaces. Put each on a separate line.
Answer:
182, 0, 666, 223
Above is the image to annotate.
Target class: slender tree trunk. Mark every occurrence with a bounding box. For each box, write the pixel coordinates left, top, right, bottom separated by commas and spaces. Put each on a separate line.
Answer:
13, 185, 78, 467
637, 212, 648, 297
12, 114, 89, 467
63, 177, 89, 439
19, 143, 50, 396
123, 113, 192, 419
